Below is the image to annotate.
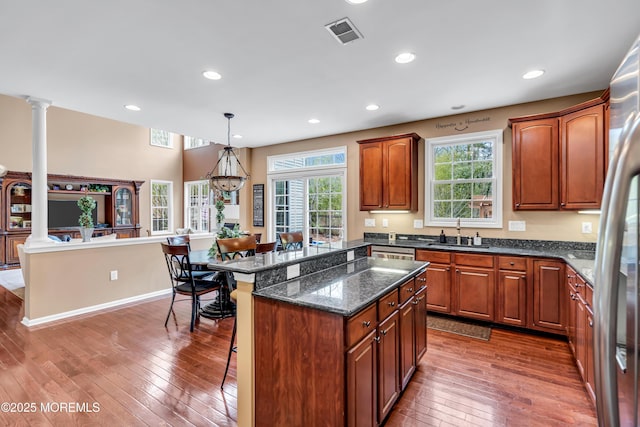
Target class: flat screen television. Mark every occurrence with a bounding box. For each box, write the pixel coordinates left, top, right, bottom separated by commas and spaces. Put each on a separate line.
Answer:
48, 200, 98, 229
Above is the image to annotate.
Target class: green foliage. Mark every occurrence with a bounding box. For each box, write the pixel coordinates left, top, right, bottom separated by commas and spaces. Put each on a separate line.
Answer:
215, 198, 225, 225
88, 184, 110, 193
208, 224, 242, 257
77, 195, 97, 228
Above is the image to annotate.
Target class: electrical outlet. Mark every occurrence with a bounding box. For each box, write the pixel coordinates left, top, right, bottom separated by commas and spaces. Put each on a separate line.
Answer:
287, 264, 300, 280
110, 270, 118, 281
582, 222, 592, 234
413, 219, 424, 228
382, 218, 389, 228
364, 218, 375, 227
508, 220, 526, 231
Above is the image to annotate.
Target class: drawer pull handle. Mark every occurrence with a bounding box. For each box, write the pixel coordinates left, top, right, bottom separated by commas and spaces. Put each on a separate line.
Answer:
589, 319, 593, 327
363, 320, 371, 328
382, 329, 388, 336
510, 262, 515, 266
388, 301, 395, 307
374, 336, 381, 343
407, 287, 413, 293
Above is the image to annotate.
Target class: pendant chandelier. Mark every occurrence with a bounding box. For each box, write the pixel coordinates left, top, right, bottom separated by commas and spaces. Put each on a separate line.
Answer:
206, 112, 249, 192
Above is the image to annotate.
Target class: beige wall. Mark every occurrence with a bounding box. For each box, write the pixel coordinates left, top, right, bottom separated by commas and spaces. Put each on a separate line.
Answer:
247, 91, 605, 243
0, 94, 184, 234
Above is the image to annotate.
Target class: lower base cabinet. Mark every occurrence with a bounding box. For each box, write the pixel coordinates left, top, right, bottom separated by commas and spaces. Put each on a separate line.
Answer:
377, 311, 399, 422
532, 259, 566, 333
347, 330, 377, 427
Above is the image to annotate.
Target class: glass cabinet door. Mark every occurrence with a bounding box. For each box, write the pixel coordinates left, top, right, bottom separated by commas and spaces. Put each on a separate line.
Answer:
9, 182, 32, 229
115, 187, 132, 226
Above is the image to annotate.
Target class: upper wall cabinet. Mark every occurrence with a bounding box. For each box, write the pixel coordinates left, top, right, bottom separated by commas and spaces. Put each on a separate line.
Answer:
510, 92, 607, 211
357, 133, 420, 211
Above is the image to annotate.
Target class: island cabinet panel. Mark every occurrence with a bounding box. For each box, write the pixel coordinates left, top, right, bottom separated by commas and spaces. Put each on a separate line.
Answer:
358, 133, 420, 211
560, 104, 605, 209
399, 296, 416, 390
531, 259, 566, 333
414, 285, 428, 362
377, 311, 399, 423
347, 330, 377, 427
512, 118, 560, 210
254, 298, 345, 427
416, 250, 452, 314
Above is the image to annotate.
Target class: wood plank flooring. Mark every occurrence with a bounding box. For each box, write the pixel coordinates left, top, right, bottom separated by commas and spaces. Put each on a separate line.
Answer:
0, 286, 596, 426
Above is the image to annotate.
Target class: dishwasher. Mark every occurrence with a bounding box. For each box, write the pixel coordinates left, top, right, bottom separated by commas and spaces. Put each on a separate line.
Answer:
369, 245, 415, 260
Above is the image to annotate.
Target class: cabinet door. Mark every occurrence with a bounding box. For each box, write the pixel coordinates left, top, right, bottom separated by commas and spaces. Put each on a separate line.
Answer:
497, 270, 527, 327
566, 278, 577, 357
455, 266, 495, 321
575, 294, 587, 381
425, 262, 452, 313
512, 118, 559, 210
560, 104, 605, 209
114, 187, 133, 226
377, 311, 399, 423
399, 299, 416, 390
347, 330, 377, 427
359, 142, 384, 210
586, 309, 596, 405
532, 260, 566, 333
414, 286, 427, 362
385, 137, 416, 210
5, 234, 27, 265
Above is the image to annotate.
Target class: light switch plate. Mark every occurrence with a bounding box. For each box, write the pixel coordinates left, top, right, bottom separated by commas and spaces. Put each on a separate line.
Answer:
364, 218, 375, 227
508, 220, 526, 231
582, 222, 592, 234
382, 218, 389, 228
413, 219, 423, 228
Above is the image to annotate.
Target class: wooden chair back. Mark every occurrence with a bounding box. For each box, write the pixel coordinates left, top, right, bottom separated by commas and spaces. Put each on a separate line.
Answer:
256, 241, 277, 254
279, 231, 304, 250
167, 235, 190, 247
217, 235, 257, 261
161, 242, 192, 283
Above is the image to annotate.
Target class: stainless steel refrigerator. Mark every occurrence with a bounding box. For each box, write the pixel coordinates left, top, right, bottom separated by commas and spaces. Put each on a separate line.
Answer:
595, 33, 640, 426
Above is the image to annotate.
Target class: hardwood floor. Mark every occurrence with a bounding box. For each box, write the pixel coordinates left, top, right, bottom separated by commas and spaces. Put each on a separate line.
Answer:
0, 287, 596, 426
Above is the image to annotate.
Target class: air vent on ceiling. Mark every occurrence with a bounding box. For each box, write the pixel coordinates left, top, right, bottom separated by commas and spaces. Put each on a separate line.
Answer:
325, 17, 363, 45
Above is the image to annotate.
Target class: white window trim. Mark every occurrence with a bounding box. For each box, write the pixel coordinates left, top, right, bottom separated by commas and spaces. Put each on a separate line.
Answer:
184, 135, 210, 150
267, 146, 347, 173
150, 180, 173, 235
425, 129, 503, 229
150, 129, 174, 148
184, 180, 211, 234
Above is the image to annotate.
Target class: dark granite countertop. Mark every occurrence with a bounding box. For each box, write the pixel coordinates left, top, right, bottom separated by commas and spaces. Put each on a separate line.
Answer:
253, 257, 428, 316
361, 238, 595, 286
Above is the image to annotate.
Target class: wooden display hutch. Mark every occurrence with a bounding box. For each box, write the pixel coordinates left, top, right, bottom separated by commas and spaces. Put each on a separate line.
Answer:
0, 171, 143, 269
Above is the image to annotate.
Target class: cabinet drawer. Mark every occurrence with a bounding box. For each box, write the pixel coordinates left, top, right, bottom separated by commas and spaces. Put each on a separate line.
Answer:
399, 278, 416, 305
454, 253, 494, 268
416, 250, 451, 263
347, 304, 377, 348
498, 256, 527, 271
378, 289, 399, 320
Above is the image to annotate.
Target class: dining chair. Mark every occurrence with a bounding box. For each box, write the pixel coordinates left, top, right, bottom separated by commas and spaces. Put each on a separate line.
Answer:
256, 241, 277, 253
161, 242, 222, 332
216, 235, 257, 260
278, 231, 304, 251
166, 235, 212, 279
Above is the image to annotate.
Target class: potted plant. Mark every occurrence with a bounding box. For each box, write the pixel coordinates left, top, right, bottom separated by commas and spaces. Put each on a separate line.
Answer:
77, 195, 97, 242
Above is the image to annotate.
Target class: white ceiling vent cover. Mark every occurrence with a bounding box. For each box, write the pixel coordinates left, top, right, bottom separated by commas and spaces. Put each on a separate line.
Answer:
325, 17, 363, 45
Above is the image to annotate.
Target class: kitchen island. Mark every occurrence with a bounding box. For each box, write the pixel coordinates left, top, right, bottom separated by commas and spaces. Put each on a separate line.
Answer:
208, 242, 428, 427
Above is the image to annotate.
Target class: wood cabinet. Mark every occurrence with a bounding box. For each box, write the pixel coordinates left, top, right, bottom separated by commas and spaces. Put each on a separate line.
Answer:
510, 94, 608, 211
357, 133, 420, 211
0, 171, 143, 269
531, 259, 566, 333
454, 253, 495, 321
399, 293, 416, 390
416, 250, 452, 314
347, 330, 377, 427
414, 276, 428, 362
376, 310, 399, 422
512, 118, 559, 210
497, 256, 528, 327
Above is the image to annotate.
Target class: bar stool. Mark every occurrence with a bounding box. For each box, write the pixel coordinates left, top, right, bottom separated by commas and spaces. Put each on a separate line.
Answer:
221, 289, 237, 389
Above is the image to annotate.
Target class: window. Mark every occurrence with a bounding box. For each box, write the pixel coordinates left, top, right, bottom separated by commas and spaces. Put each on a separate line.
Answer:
184, 136, 209, 150
150, 129, 173, 148
268, 147, 347, 245
425, 129, 503, 228
151, 180, 173, 234
184, 180, 210, 233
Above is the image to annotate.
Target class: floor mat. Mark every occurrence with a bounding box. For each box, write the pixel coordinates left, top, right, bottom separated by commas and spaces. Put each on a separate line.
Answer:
427, 314, 491, 341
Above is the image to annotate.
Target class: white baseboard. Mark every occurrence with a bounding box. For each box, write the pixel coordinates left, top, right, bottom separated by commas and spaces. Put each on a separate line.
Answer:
22, 288, 172, 327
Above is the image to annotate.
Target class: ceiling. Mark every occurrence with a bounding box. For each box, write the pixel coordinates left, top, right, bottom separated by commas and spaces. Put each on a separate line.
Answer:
1, 1, 639, 148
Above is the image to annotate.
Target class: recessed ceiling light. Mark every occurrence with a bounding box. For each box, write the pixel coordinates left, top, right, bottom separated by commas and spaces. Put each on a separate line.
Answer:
124, 104, 141, 111
451, 105, 465, 110
308, 118, 320, 124
395, 52, 416, 64
522, 69, 545, 80
366, 104, 380, 111
346, 0, 368, 3
232, 134, 242, 139
202, 70, 222, 80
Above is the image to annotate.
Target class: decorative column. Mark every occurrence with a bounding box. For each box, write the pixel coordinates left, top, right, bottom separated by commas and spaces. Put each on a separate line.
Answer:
25, 97, 52, 247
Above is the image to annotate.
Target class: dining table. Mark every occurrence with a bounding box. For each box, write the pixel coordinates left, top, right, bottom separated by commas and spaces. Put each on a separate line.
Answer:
189, 249, 236, 319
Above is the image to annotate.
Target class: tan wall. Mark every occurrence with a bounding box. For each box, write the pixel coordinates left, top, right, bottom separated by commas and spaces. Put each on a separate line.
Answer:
247, 91, 605, 243
0, 94, 184, 234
